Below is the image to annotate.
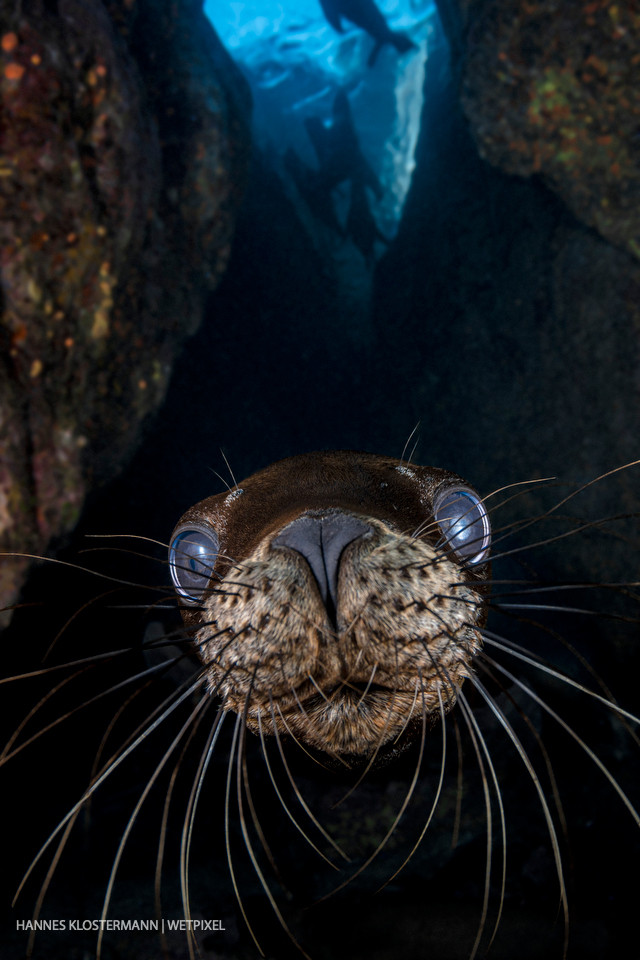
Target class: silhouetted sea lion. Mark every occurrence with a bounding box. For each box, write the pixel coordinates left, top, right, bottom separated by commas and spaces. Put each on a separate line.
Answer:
304, 89, 383, 199
318, 0, 417, 67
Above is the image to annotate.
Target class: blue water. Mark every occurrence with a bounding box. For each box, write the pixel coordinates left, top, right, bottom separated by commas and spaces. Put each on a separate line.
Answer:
205, 0, 441, 234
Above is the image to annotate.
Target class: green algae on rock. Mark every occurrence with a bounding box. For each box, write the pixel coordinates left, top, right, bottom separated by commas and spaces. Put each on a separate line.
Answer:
461, 0, 640, 262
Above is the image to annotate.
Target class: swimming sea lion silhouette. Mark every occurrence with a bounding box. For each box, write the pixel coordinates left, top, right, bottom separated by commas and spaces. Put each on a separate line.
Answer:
304, 89, 382, 198
318, 0, 417, 67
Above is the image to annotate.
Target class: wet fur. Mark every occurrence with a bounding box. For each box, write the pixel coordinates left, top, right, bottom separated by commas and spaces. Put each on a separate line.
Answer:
201, 518, 483, 755
1, 454, 639, 960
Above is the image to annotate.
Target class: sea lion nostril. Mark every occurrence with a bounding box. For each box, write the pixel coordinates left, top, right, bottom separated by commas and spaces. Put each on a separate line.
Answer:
273, 512, 372, 624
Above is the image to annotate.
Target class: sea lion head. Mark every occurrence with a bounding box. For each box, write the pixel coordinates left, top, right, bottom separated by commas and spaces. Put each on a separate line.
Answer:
169, 451, 491, 761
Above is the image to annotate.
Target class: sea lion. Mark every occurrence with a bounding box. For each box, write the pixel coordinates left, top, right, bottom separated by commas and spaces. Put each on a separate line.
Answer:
318, 0, 417, 66
1, 451, 638, 960
304, 90, 383, 200
170, 450, 490, 760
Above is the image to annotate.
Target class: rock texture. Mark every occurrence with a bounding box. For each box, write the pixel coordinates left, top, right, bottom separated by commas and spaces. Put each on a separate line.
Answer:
0, 0, 250, 619
461, 0, 640, 261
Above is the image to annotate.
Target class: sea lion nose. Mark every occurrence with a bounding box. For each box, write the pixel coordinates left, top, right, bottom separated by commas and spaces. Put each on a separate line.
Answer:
273, 513, 372, 626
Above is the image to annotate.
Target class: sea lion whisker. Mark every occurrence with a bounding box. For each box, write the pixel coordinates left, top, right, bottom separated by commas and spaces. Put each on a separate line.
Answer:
319, 669, 428, 903
480, 653, 640, 827
12, 672, 208, 908
410, 515, 440, 540
240, 709, 286, 889
410, 506, 518, 552
355, 661, 379, 708
483, 614, 640, 748
0, 642, 188, 686
484, 460, 640, 559
25, 809, 85, 958
266, 698, 350, 861
1, 654, 193, 766
179, 706, 227, 960
0, 550, 179, 593
481, 475, 557, 507
351, 645, 366, 674
285, 673, 361, 768
78, 545, 177, 567
26, 674, 212, 955
37, 586, 141, 662
43, 668, 171, 915
485, 579, 640, 601
468, 674, 570, 956
335, 677, 406, 804
219, 447, 240, 491
378, 684, 447, 890
257, 711, 341, 870
1, 664, 92, 761
154, 709, 223, 958
481, 632, 640, 727
458, 688, 508, 959
142, 626, 206, 650
492, 599, 640, 623
399, 422, 421, 465
91, 666, 211, 792
307, 673, 332, 706
199, 624, 271, 683
450, 710, 464, 850
224, 714, 265, 957
87, 672, 170, 825
392, 675, 422, 745
95, 693, 212, 960
476, 658, 571, 847
209, 466, 235, 495
25, 680, 159, 949
86, 531, 174, 547
275, 701, 339, 769
486, 510, 640, 569
234, 695, 313, 960
411, 631, 503, 956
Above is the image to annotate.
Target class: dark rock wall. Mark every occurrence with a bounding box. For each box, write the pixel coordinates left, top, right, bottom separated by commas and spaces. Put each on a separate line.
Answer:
0, 0, 251, 618
462, 0, 640, 261
370, 7, 640, 593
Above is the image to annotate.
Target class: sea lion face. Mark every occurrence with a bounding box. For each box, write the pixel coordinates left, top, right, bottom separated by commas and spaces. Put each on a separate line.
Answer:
169, 451, 491, 759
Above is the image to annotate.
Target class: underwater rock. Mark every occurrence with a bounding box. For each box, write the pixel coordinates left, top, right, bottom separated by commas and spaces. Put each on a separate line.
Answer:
460, 0, 640, 261
0, 0, 251, 620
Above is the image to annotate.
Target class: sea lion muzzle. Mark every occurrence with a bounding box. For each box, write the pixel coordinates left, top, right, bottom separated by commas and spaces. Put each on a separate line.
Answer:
168, 451, 491, 758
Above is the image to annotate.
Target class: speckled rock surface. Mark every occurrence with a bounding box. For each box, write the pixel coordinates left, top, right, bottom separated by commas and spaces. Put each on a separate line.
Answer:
0, 0, 250, 620
461, 0, 640, 261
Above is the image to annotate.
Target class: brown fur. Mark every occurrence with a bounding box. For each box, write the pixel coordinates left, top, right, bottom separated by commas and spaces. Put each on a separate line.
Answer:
173, 451, 489, 757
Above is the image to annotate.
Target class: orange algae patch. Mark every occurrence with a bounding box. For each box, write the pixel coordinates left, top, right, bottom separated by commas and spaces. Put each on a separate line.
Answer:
4, 62, 24, 80
1, 32, 18, 52
11, 324, 27, 346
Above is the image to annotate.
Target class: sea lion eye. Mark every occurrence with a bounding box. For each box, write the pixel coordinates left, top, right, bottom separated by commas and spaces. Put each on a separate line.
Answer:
169, 524, 219, 602
433, 487, 491, 564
